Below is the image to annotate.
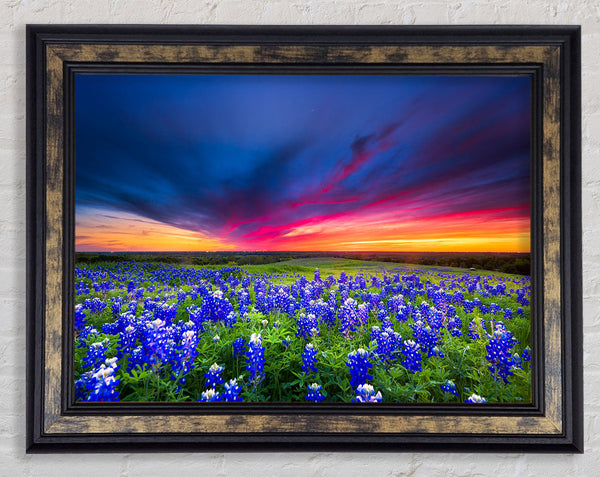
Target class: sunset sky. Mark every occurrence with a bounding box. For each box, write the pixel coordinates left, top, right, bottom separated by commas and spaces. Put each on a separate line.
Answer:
75, 74, 531, 253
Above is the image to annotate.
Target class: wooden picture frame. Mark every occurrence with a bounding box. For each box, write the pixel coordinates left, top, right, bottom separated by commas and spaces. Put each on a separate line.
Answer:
26, 25, 582, 452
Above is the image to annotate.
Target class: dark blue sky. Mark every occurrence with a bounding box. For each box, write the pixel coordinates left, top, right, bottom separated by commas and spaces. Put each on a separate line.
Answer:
75, 74, 531, 252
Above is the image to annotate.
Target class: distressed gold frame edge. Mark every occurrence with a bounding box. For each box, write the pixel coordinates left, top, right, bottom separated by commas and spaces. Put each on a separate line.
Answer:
43, 43, 562, 435
26, 26, 582, 452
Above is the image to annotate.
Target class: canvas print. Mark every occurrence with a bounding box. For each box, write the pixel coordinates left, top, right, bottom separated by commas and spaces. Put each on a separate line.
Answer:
73, 74, 532, 404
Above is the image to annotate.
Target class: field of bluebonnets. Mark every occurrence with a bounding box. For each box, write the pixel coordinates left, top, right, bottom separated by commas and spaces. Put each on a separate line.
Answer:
74, 258, 531, 404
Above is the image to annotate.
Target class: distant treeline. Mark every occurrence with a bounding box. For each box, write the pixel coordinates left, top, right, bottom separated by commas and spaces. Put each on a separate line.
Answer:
75, 251, 530, 275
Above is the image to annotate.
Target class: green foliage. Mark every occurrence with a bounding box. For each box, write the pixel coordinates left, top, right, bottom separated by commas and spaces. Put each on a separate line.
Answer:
74, 258, 531, 403
76, 251, 530, 275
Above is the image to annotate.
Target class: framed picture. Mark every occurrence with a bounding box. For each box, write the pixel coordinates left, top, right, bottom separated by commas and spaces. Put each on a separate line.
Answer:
26, 25, 582, 452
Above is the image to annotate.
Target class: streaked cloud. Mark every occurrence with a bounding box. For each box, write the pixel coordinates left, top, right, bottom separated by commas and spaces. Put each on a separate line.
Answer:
75, 74, 530, 252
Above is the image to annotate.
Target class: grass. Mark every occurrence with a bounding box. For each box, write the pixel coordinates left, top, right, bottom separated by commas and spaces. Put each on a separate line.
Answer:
74, 257, 532, 404
231, 257, 526, 284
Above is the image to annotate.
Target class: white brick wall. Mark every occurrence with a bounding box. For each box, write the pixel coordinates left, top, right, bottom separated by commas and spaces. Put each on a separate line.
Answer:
1, 1, 597, 475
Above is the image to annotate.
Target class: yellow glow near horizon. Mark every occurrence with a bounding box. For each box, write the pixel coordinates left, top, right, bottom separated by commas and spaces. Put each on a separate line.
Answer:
76, 207, 530, 253
76, 208, 235, 252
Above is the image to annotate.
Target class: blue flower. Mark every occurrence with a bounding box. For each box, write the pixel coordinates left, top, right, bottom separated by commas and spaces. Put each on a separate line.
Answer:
198, 388, 222, 402
446, 315, 462, 337
245, 333, 265, 386
171, 329, 199, 381
465, 393, 487, 403
371, 326, 402, 363
410, 320, 443, 357
82, 338, 110, 370
353, 384, 383, 403
485, 322, 518, 384
305, 383, 325, 402
346, 348, 372, 390
82, 297, 107, 314
401, 340, 422, 374
73, 260, 531, 404
204, 362, 225, 388
223, 378, 243, 402
512, 353, 524, 369
296, 313, 320, 340
231, 337, 246, 357
75, 357, 120, 402
468, 319, 480, 340
301, 343, 318, 374
338, 298, 365, 336
440, 379, 459, 396
74, 304, 87, 331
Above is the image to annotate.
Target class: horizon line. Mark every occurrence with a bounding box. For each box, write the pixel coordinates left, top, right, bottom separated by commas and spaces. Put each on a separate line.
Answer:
75, 250, 531, 254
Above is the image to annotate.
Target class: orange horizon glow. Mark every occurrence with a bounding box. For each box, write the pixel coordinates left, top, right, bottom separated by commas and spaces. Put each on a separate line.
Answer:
76, 207, 530, 254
